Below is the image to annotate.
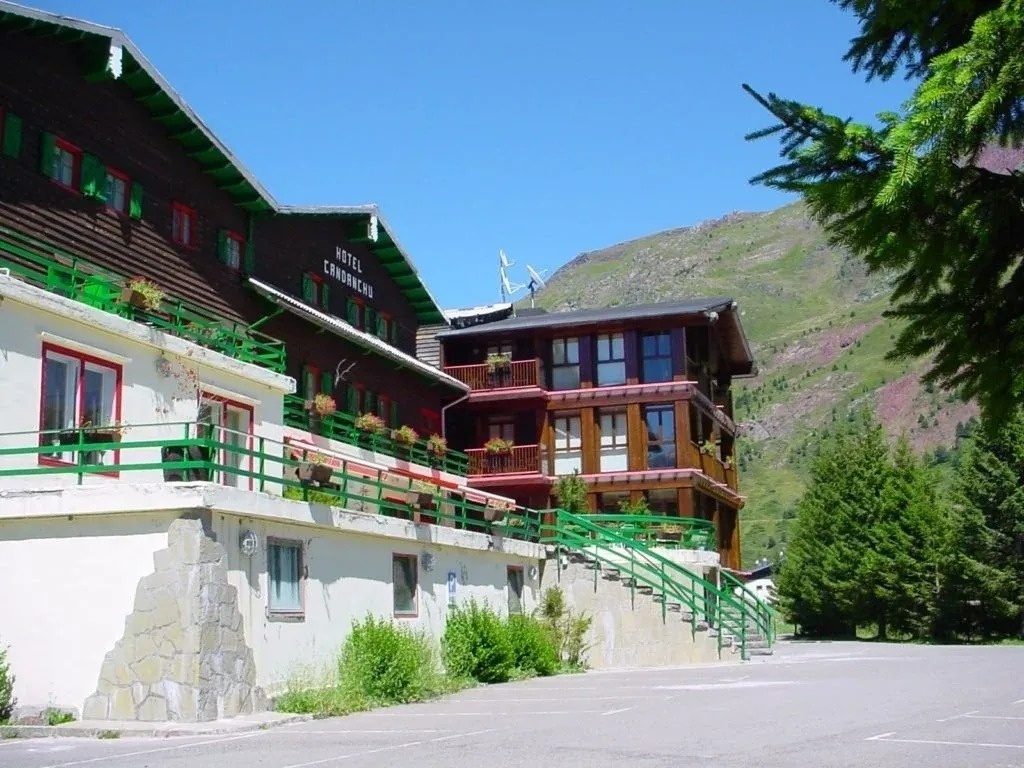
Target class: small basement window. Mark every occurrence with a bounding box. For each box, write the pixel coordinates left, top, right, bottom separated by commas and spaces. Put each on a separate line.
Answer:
393, 554, 418, 617
268, 539, 304, 618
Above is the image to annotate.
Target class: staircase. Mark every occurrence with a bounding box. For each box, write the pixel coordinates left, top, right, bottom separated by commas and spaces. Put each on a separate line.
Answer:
544, 509, 775, 661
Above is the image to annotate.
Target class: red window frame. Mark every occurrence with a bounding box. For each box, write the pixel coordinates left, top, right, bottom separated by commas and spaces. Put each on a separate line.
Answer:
392, 553, 419, 618
420, 408, 441, 436
104, 166, 131, 216
199, 392, 255, 491
224, 230, 245, 271
51, 137, 82, 192
171, 202, 198, 249
38, 342, 123, 476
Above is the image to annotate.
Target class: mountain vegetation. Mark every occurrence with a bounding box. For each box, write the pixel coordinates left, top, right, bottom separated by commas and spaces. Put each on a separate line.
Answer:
535, 201, 977, 566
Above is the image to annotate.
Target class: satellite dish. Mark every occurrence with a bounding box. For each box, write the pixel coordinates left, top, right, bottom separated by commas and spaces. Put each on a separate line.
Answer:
498, 250, 525, 303
525, 265, 547, 307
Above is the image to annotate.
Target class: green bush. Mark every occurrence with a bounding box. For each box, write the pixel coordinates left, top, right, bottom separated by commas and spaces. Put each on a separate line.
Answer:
0, 642, 15, 723
536, 587, 592, 671
506, 615, 559, 677
442, 600, 515, 684
338, 614, 442, 708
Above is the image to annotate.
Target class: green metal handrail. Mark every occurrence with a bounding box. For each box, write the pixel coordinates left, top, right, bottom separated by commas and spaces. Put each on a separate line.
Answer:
572, 513, 716, 550
542, 509, 774, 659
0, 422, 535, 540
719, 567, 776, 646
283, 394, 470, 476
0, 225, 286, 373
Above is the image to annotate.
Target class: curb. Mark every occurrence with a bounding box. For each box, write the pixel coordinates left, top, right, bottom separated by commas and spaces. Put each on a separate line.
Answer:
0, 713, 313, 740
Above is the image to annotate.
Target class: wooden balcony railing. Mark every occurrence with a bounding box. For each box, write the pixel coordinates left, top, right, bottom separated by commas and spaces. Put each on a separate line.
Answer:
443, 359, 541, 391
467, 444, 542, 476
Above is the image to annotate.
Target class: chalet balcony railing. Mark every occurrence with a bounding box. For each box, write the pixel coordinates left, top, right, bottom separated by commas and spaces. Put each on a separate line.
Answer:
467, 444, 542, 476
283, 395, 470, 476
0, 225, 286, 373
443, 359, 541, 391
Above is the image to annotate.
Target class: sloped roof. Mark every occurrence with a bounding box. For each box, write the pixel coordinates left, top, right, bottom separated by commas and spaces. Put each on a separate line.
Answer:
0, 1, 446, 323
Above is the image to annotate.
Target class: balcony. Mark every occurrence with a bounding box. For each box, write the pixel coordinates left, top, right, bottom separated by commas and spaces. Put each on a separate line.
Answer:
284, 395, 470, 476
466, 444, 543, 476
0, 422, 541, 541
443, 359, 542, 394
0, 225, 286, 373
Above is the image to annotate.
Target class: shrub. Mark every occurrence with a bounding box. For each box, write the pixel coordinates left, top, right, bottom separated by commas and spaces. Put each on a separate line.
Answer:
338, 614, 441, 708
0, 643, 14, 723
506, 615, 559, 677
442, 600, 515, 684
46, 709, 74, 726
536, 587, 592, 671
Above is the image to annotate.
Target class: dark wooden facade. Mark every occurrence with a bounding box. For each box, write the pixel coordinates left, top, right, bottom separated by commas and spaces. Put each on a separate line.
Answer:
0, 23, 458, 428
439, 305, 753, 568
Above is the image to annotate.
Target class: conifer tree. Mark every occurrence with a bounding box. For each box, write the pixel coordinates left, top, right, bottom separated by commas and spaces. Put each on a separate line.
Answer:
744, 0, 1024, 422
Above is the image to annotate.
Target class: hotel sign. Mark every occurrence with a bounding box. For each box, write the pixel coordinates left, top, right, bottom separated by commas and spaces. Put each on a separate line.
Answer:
323, 246, 374, 300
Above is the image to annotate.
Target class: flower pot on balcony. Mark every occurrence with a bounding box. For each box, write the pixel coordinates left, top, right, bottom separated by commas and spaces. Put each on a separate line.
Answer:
484, 505, 505, 523
297, 461, 334, 485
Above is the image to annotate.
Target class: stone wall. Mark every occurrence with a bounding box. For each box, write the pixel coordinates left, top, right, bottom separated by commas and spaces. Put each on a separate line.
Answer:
545, 557, 721, 669
82, 518, 262, 721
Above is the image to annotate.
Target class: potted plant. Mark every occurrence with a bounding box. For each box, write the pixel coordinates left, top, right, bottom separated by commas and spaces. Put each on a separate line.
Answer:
121, 276, 165, 311
485, 352, 512, 386
408, 479, 437, 510
354, 412, 386, 437
392, 425, 418, 446
699, 440, 716, 456
307, 393, 337, 417
79, 419, 126, 444
484, 437, 513, 471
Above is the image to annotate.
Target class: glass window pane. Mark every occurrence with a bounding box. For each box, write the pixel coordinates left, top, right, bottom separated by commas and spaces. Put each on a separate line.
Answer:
82, 364, 115, 427
566, 339, 579, 364
393, 555, 417, 614
507, 568, 524, 614
611, 334, 624, 359
597, 361, 626, 386
269, 542, 302, 612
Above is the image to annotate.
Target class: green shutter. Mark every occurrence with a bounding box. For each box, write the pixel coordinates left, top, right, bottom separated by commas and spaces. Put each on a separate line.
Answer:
345, 384, 358, 413
320, 371, 333, 397
365, 307, 376, 332
390, 401, 399, 428
320, 281, 330, 310
301, 274, 315, 304
377, 314, 386, 339
80, 154, 106, 200
39, 132, 56, 176
2, 113, 22, 158
128, 182, 144, 220
347, 298, 359, 325
390, 322, 400, 346
216, 230, 229, 264
243, 241, 255, 274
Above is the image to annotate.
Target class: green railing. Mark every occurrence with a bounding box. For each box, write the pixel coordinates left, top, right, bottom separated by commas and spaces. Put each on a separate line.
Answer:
542, 509, 774, 660
0, 225, 287, 373
719, 567, 776, 646
569, 514, 716, 551
0, 422, 540, 541
283, 394, 470, 476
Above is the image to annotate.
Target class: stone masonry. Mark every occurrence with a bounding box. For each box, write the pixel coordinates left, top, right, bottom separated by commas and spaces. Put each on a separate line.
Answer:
82, 518, 263, 722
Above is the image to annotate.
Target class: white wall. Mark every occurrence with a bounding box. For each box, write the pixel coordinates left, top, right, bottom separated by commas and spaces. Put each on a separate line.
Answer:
0, 276, 292, 491
0, 511, 176, 711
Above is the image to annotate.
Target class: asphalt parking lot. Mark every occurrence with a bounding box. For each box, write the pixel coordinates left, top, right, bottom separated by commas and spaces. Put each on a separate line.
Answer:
1, 641, 1021, 768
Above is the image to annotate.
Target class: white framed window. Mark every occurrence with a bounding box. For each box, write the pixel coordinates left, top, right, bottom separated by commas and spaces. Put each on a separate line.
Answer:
596, 333, 626, 386
553, 413, 582, 474
598, 409, 628, 472
198, 395, 253, 489
551, 337, 580, 390
52, 140, 80, 188
38, 344, 120, 467
104, 169, 129, 214
268, 539, 304, 618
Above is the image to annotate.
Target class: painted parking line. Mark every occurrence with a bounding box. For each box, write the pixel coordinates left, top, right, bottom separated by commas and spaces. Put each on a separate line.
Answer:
363, 710, 607, 717
600, 706, 634, 716
964, 714, 1024, 722
279, 728, 499, 768
936, 710, 978, 722
448, 695, 659, 702
1014, 699, 1024, 705
37, 732, 266, 768
867, 733, 1024, 750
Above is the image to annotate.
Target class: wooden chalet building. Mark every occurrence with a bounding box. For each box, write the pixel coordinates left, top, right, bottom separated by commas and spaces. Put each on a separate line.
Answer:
0, 1, 467, 469
439, 301, 755, 568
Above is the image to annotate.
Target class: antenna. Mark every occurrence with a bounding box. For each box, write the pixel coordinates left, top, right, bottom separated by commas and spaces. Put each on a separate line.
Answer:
525, 265, 547, 308
498, 249, 525, 303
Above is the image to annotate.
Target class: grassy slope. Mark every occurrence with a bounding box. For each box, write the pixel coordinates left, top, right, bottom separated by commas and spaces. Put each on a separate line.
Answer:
535, 201, 977, 566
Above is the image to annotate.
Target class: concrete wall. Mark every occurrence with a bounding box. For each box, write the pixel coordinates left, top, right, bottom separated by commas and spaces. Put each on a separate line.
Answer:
543, 557, 721, 670
0, 275, 293, 490
0, 483, 544, 719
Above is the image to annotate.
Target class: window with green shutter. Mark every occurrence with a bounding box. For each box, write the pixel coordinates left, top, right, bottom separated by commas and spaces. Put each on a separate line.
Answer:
80, 153, 106, 200
320, 281, 329, 310
346, 298, 362, 327
128, 182, 144, 220
345, 384, 358, 414
39, 132, 56, 176
365, 307, 377, 334
320, 371, 334, 398
301, 274, 316, 304
390, 400, 399, 428
1, 112, 22, 159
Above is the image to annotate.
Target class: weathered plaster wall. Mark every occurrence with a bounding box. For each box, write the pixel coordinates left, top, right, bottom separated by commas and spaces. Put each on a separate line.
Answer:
544, 558, 721, 670
82, 518, 259, 722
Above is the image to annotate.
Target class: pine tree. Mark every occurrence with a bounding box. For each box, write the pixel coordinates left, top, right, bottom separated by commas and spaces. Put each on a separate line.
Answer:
744, 0, 1024, 423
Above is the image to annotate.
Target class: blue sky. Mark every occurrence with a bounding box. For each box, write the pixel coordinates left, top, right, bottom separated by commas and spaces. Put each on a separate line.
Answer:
37, 1, 911, 310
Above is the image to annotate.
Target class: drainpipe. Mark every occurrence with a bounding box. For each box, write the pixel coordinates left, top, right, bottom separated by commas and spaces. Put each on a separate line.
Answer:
440, 390, 471, 440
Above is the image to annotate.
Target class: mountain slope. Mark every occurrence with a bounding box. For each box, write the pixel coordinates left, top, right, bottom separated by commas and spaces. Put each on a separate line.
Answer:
535, 201, 977, 566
